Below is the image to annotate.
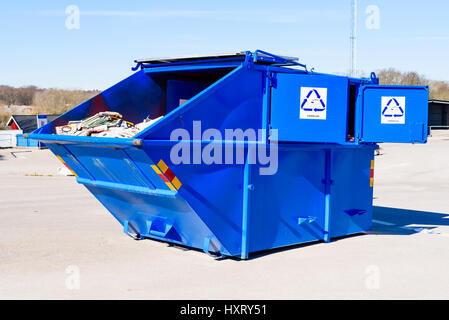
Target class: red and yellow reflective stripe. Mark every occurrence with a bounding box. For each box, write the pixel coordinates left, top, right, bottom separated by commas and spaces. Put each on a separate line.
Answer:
151, 164, 176, 191
370, 160, 374, 187
157, 159, 182, 190
56, 155, 78, 177
150, 159, 182, 191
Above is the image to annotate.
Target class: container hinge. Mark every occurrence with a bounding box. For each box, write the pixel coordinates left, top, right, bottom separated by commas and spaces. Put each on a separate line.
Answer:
131, 62, 143, 71
267, 72, 277, 88
253, 49, 307, 70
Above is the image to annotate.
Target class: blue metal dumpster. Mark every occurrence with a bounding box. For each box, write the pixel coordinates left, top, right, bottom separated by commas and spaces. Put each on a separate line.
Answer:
16, 134, 41, 148
28, 50, 428, 258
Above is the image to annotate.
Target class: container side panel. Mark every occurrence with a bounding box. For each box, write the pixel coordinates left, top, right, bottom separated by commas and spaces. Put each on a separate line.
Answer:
64, 145, 186, 192
271, 73, 349, 143
47, 143, 92, 179
125, 148, 176, 191
329, 147, 375, 238
84, 185, 231, 255
166, 80, 210, 114
64, 145, 157, 189
360, 85, 428, 143
138, 67, 264, 140
248, 149, 326, 252
143, 145, 247, 256
45, 142, 235, 255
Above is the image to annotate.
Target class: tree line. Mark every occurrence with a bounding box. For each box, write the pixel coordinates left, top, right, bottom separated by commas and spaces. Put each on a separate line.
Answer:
376, 69, 449, 100
0, 86, 99, 114
0, 86, 99, 127
0, 85, 37, 106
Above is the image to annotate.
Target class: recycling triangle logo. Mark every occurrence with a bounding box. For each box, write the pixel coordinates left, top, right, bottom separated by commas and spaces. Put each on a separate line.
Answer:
382, 98, 404, 118
300, 89, 326, 112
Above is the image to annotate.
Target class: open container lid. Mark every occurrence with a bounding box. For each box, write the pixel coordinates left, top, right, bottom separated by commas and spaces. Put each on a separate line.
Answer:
135, 52, 248, 64
135, 50, 302, 68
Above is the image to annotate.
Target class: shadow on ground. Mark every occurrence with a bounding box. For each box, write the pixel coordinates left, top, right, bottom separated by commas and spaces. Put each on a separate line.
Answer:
121, 206, 449, 261
244, 206, 449, 260
371, 206, 449, 235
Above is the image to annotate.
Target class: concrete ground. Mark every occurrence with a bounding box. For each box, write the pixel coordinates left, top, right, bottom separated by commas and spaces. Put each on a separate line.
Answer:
0, 134, 448, 300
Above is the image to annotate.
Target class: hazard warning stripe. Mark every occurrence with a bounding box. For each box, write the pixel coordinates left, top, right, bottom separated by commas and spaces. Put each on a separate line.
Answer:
56, 155, 77, 177
151, 164, 176, 191
164, 167, 175, 181
370, 160, 374, 187
157, 159, 182, 191
171, 176, 182, 190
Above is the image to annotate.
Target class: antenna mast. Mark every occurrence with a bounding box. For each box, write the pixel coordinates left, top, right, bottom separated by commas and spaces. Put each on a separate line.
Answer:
350, 0, 357, 77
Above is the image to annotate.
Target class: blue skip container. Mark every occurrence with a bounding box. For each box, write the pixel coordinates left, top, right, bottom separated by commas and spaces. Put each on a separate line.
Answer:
29, 50, 428, 258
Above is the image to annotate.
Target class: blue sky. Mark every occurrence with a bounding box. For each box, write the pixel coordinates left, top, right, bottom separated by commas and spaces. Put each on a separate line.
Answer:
1, 0, 448, 90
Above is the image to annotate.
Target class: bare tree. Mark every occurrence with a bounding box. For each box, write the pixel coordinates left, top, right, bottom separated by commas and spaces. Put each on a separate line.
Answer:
0, 86, 18, 106
377, 68, 448, 100
33, 89, 99, 114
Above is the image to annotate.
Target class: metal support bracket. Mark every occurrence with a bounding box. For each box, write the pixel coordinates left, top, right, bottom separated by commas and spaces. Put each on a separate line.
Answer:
203, 236, 223, 259
297, 216, 317, 225
123, 215, 142, 240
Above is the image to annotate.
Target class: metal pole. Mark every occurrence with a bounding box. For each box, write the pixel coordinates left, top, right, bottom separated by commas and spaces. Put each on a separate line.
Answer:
323, 149, 332, 242
350, 0, 357, 77
241, 147, 253, 259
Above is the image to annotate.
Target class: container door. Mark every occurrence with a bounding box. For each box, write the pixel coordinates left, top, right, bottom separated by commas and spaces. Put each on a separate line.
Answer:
358, 85, 428, 143
270, 73, 349, 143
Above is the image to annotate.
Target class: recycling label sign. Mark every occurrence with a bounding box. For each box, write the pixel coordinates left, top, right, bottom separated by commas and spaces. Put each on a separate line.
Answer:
300, 87, 327, 120
381, 96, 406, 124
